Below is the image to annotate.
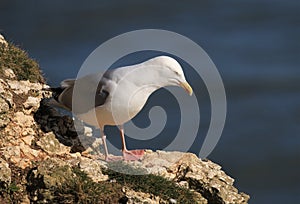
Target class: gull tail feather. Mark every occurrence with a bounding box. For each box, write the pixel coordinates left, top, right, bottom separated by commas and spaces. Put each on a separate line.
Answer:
43, 86, 72, 111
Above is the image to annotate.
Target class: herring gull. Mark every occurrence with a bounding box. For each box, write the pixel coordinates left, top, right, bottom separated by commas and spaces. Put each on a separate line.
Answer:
49, 56, 193, 161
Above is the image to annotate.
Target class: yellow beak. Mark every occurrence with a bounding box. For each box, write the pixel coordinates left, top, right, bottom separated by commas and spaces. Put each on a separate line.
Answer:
180, 81, 193, 96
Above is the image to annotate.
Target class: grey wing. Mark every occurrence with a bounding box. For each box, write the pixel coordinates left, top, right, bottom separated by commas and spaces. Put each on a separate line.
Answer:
57, 83, 74, 111
46, 79, 75, 111
60, 79, 75, 88
54, 72, 109, 114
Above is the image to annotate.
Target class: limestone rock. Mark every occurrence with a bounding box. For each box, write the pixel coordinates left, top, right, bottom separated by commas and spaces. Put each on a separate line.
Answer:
7, 80, 43, 95
124, 151, 250, 204
2, 143, 44, 169
21, 135, 35, 146
0, 81, 14, 108
23, 96, 40, 110
79, 157, 108, 182
36, 132, 71, 155
138, 150, 186, 176
0, 114, 10, 128
26, 158, 73, 202
167, 153, 249, 204
31, 158, 72, 188
124, 188, 162, 204
0, 80, 5, 93
0, 158, 11, 184
2, 145, 21, 163
21, 127, 35, 136
14, 112, 34, 127
0, 95, 10, 128
0, 97, 9, 114
3, 69, 16, 79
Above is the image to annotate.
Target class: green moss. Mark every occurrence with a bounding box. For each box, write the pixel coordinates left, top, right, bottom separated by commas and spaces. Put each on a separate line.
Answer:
48, 167, 124, 203
0, 42, 44, 83
0, 181, 20, 203
0, 182, 19, 194
105, 161, 197, 203
38, 162, 197, 203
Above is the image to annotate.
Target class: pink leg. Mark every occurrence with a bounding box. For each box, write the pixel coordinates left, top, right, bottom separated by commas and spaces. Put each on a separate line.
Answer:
119, 125, 144, 161
101, 134, 109, 160
100, 128, 122, 161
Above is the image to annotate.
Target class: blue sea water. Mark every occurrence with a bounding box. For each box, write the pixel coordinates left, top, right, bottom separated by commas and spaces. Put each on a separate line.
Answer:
1, 0, 300, 203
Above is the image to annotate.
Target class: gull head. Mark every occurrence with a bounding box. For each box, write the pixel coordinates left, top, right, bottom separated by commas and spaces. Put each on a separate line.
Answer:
144, 56, 193, 95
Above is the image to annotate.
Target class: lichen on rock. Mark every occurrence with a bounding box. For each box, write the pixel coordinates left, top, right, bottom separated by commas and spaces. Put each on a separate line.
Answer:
36, 132, 71, 155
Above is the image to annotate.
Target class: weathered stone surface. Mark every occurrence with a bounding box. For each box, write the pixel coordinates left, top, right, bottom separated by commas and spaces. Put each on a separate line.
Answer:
21, 135, 35, 146
2, 143, 45, 169
138, 150, 186, 176
0, 84, 14, 108
3, 69, 16, 79
79, 156, 108, 182
167, 153, 250, 204
0, 97, 9, 114
0, 115, 10, 128
0, 95, 10, 128
124, 188, 163, 204
23, 96, 40, 110
0, 158, 11, 184
30, 158, 72, 188
26, 158, 73, 201
119, 151, 250, 204
0, 80, 5, 94
7, 80, 43, 95
14, 111, 34, 127
36, 132, 71, 155
34, 100, 88, 152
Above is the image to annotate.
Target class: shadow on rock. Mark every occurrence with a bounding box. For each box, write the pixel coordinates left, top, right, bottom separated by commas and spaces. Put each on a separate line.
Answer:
34, 98, 91, 153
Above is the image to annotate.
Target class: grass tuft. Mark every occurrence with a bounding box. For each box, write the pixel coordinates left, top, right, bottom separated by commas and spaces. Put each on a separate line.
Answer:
105, 161, 197, 203
46, 163, 197, 203
49, 167, 124, 203
0, 42, 44, 83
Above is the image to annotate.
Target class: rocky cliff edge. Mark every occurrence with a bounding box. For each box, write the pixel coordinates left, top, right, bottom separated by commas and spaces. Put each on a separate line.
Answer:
0, 34, 249, 204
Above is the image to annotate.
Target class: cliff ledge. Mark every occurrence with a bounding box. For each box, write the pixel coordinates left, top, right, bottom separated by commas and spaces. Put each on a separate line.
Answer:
0, 34, 249, 204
